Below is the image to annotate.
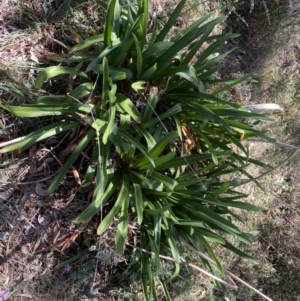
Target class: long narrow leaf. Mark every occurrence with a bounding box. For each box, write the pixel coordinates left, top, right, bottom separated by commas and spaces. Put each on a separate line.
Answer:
0, 103, 93, 117
0, 120, 81, 154
156, 151, 232, 170
98, 175, 129, 234
71, 34, 104, 52
35, 67, 88, 89
132, 34, 143, 78
104, 0, 117, 47
73, 177, 120, 224
119, 129, 155, 167
86, 39, 121, 72
47, 127, 95, 194
103, 80, 118, 144
116, 179, 130, 254
133, 183, 144, 225
116, 93, 142, 123
142, 104, 182, 128
154, 0, 186, 42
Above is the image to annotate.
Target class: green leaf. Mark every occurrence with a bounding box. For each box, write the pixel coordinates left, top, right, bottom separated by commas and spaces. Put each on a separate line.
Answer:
176, 12, 216, 40
0, 103, 93, 117
116, 180, 130, 254
86, 38, 121, 72
223, 240, 258, 264
149, 17, 158, 44
116, 93, 142, 122
118, 129, 155, 167
133, 183, 144, 224
194, 33, 233, 69
142, 86, 159, 122
73, 177, 120, 224
142, 104, 182, 128
132, 81, 145, 91
156, 152, 231, 170
151, 132, 178, 159
176, 176, 207, 188
186, 202, 241, 235
153, 152, 176, 168
113, 0, 120, 36
132, 34, 143, 78
103, 79, 118, 144
144, 205, 172, 214
47, 127, 95, 194
195, 228, 225, 244
163, 224, 180, 283
93, 0, 108, 10
185, 102, 232, 132
133, 132, 177, 169
80, 145, 98, 191
220, 200, 260, 211
55, 249, 89, 269
141, 63, 157, 81
197, 49, 236, 72
154, 0, 186, 42
209, 108, 272, 121
97, 175, 129, 234
198, 234, 224, 277
94, 64, 133, 81
96, 141, 110, 199
61, 82, 94, 103
47, 52, 94, 63
104, 0, 118, 47
71, 34, 104, 52
150, 65, 201, 91
212, 75, 251, 96
181, 22, 215, 65
156, 27, 200, 64
150, 170, 177, 190
102, 56, 110, 106
0, 119, 80, 154
153, 213, 162, 253
140, 231, 152, 301
139, 0, 148, 47
192, 127, 218, 164
211, 182, 230, 197
164, 91, 239, 107
159, 279, 172, 301
225, 119, 275, 142
142, 41, 174, 63
35, 96, 63, 104
35, 66, 88, 89
134, 124, 156, 150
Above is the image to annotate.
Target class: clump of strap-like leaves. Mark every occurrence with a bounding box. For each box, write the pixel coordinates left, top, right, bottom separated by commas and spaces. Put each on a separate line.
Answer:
0, 0, 274, 299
